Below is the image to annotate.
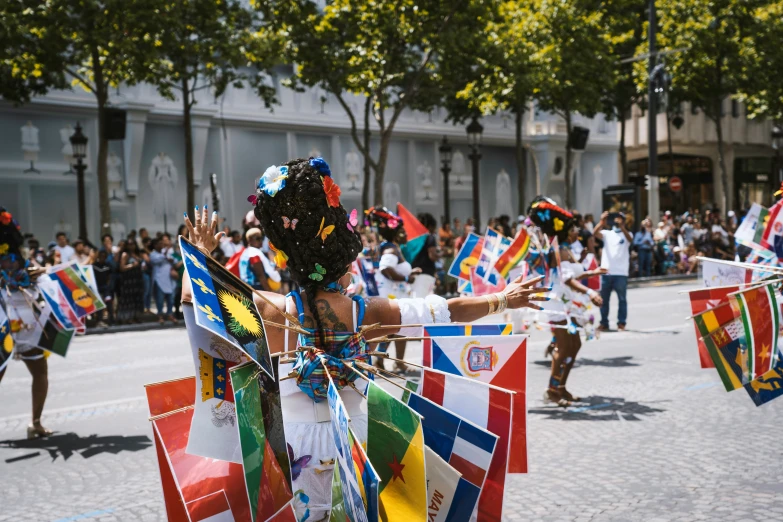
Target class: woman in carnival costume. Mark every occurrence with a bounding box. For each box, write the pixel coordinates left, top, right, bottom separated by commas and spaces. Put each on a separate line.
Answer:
183, 157, 546, 520
0, 207, 52, 438
528, 196, 605, 407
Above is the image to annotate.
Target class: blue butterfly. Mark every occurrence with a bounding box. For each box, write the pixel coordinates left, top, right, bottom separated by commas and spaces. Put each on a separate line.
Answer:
537, 210, 551, 222
288, 443, 312, 480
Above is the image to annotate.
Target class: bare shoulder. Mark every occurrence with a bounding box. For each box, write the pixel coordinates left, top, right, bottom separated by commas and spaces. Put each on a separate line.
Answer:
254, 292, 287, 323
361, 297, 401, 337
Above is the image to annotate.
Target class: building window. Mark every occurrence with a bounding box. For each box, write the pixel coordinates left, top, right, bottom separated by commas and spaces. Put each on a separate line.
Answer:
720, 99, 726, 117
731, 99, 740, 118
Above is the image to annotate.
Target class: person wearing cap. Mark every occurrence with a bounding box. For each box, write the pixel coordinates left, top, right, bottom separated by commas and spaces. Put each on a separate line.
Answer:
593, 211, 632, 331
239, 228, 281, 292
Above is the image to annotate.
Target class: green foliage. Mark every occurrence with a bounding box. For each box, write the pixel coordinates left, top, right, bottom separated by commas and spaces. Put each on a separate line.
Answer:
737, 1, 783, 122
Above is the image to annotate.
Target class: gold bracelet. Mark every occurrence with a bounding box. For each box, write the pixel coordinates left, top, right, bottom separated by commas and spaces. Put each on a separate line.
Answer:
484, 295, 495, 315
496, 292, 508, 313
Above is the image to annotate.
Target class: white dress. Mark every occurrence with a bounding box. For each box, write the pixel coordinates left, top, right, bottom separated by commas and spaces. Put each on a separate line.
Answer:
376, 249, 412, 299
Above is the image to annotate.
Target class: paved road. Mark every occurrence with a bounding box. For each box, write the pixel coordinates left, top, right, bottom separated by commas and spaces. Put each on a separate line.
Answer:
1, 282, 780, 521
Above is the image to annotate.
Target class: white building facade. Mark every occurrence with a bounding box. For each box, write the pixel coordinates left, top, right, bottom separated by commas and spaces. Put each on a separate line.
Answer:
0, 80, 619, 243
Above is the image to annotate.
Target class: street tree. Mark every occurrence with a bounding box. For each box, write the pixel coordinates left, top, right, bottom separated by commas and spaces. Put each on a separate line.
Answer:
147, 0, 282, 212
2, 0, 160, 236
653, 0, 757, 213
737, 1, 783, 123
444, 1, 538, 212
529, 0, 615, 208
263, 0, 492, 210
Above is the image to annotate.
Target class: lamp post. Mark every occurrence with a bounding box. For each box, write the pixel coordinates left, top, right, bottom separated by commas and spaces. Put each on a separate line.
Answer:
69, 122, 89, 241
439, 136, 453, 225
772, 125, 783, 185
647, 0, 661, 222
466, 117, 484, 227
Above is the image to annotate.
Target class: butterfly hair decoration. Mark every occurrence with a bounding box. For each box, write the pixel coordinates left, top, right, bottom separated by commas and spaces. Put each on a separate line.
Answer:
287, 443, 312, 481
247, 194, 257, 206
346, 209, 358, 232
315, 217, 335, 242
537, 209, 551, 222
282, 216, 299, 230
309, 263, 327, 281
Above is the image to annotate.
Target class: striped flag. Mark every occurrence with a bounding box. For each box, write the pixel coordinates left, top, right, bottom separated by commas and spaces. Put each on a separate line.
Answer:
422, 324, 512, 370
761, 199, 783, 254
406, 392, 498, 522
448, 233, 483, 281
424, 447, 462, 522
734, 284, 779, 378
692, 300, 739, 338
688, 286, 739, 368
476, 229, 508, 285
47, 262, 105, 318
703, 318, 750, 391
419, 368, 514, 522
492, 229, 531, 280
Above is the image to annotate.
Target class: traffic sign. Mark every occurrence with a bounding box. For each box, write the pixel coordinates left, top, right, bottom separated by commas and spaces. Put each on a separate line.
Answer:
669, 176, 682, 192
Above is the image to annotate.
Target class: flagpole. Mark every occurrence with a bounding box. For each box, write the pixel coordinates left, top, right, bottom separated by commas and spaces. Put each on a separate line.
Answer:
355, 361, 420, 395
148, 404, 194, 422
695, 256, 783, 273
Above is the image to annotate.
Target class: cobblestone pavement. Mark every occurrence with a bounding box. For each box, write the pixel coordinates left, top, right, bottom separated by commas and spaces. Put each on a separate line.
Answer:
1, 283, 780, 521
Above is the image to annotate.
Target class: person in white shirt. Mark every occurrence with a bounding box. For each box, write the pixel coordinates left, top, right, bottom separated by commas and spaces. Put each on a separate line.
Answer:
593, 211, 632, 331
239, 228, 281, 291
54, 232, 75, 263
150, 237, 177, 323
220, 230, 244, 259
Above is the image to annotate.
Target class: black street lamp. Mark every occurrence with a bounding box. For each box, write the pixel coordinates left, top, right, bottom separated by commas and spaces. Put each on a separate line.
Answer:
439, 136, 453, 225
773, 125, 783, 185
466, 117, 484, 227
70, 122, 89, 241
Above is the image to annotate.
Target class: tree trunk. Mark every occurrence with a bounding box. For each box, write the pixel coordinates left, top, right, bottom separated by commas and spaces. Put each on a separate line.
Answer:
92, 51, 111, 238
714, 109, 729, 213
514, 107, 527, 213
564, 111, 573, 209
373, 131, 391, 206
183, 78, 195, 213
361, 98, 372, 211
619, 115, 628, 182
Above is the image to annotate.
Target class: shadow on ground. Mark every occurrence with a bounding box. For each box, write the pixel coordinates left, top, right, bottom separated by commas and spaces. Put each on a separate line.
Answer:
533, 356, 639, 369
0, 432, 152, 462
528, 395, 668, 421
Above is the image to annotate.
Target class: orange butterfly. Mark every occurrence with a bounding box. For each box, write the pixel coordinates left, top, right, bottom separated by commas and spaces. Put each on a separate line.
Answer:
315, 217, 335, 242
323, 176, 341, 208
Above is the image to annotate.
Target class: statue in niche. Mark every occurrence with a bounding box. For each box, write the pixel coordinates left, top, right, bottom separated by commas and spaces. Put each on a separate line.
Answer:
107, 151, 125, 201
417, 161, 434, 201
148, 152, 178, 221
383, 181, 401, 209
60, 125, 75, 174
21, 121, 40, 174
451, 149, 466, 186
308, 147, 321, 159
110, 218, 127, 242
345, 151, 361, 191
495, 169, 514, 218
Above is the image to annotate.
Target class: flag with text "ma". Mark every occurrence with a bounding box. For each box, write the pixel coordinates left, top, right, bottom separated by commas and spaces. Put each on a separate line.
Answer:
47, 262, 105, 318
406, 392, 498, 521
429, 334, 527, 474
424, 447, 462, 522
422, 323, 512, 368
180, 236, 274, 379
419, 368, 513, 522
734, 284, 779, 378
367, 382, 427, 521
688, 286, 739, 369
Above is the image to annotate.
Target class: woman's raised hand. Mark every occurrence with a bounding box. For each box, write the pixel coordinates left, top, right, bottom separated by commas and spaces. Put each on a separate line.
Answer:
184, 206, 224, 254
502, 275, 549, 310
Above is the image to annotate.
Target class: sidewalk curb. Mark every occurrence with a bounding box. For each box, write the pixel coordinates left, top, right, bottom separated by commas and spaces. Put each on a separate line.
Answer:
628, 274, 698, 288
84, 321, 185, 336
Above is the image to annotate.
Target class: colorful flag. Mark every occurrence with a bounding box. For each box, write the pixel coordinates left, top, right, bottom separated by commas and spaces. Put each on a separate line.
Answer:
475, 229, 507, 285
424, 447, 462, 522
266, 501, 298, 522
398, 203, 430, 263
429, 334, 527, 474
688, 286, 739, 368
0, 304, 13, 373
406, 393, 498, 521
145, 377, 194, 522
744, 360, 783, 406
184, 304, 245, 463
581, 253, 601, 292
703, 318, 750, 391
38, 278, 85, 334
231, 361, 294, 521
330, 460, 350, 522
761, 199, 783, 254
419, 368, 514, 522
448, 233, 483, 280
692, 301, 739, 338
186, 491, 234, 522
151, 407, 251, 522
180, 236, 274, 379
734, 203, 768, 250
48, 262, 105, 318
79, 264, 100, 297
422, 324, 512, 368
32, 301, 74, 357
492, 229, 531, 280
734, 284, 779, 378
366, 382, 427, 520
357, 257, 379, 297
329, 377, 378, 522
469, 267, 507, 297
701, 259, 753, 287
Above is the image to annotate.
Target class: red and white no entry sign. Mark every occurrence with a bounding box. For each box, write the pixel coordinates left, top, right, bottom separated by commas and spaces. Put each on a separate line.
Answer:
669, 176, 682, 192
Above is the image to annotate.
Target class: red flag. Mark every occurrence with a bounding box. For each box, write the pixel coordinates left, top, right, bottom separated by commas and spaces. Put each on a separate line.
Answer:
397, 202, 428, 241
470, 267, 507, 296
689, 286, 738, 368
582, 253, 601, 292
734, 284, 779, 377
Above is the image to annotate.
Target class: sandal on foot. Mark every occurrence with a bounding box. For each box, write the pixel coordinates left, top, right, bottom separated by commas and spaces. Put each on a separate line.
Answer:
27, 424, 53, 439
559, 387, 581, 402
543, 389, 571, 408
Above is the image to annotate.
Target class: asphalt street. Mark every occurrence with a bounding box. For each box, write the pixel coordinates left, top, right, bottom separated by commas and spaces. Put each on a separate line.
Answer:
1, 282, 781, 521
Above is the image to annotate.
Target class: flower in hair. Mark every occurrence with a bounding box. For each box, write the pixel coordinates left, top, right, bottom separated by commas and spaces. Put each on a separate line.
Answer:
387, 217, 400, 229
269, 241, 288, 269
0, 212, 11, 226
322, 176, 341, 208
258, 165, 289, 197
247, 194, 257, 205
309, 157, 331, 177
